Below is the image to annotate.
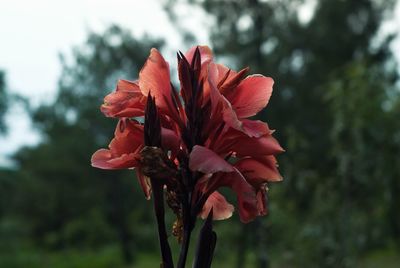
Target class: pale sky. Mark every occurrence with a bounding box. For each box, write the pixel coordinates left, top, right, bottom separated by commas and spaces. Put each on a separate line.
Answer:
0, 0, 399, 166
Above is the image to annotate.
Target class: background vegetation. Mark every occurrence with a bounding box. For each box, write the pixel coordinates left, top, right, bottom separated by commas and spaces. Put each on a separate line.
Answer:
1, 0, 399, 267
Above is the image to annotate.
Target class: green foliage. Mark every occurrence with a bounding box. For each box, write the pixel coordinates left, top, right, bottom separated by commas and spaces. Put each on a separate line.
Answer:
0, 245, 124, 268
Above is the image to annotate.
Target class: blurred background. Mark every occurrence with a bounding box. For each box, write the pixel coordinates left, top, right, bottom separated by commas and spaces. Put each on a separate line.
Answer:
1, 0, 399, 267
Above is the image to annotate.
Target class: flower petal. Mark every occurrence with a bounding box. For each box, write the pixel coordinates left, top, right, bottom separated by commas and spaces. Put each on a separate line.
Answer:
200, 191, 234, 220
91, 120, 143, 169
189, 145, 234, 174
235, 157, 282, 187
216, 170, 259, 223
91, 149, 138, 169
207, 64, 243, 131
236, 135, 284, 157
207, 65, 272, 137
161, 127, 180, 156
139, 48, 175, 114
230, 75, 274, 118
213, 128, 284, 157
116, 79, 140, 92
101, 80, 146, 118
185, 45, 214, 65
241, 119, 272, 138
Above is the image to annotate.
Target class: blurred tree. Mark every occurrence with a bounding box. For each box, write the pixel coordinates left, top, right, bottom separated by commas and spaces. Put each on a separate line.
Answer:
10, 25, 163, 264
165, 0, 399, 267
0, 71, 7, 134
323, 60, 400, 265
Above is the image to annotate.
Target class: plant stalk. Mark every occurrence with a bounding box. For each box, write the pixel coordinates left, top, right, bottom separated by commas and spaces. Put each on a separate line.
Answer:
151, 178, 174, 268
177, 226, 192, 268
177, 190, 194, 268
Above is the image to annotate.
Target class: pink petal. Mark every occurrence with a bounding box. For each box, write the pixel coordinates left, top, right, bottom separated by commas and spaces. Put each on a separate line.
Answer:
101, 80, 145, 118
91, 149, 138, 169
241, 119, 272, 138
215, 63, 236, 82
208, 63, 240, 98
207, 65, 273, 137
116, 79, 140, 92
91, 120, 143, 169
235, 157, 282, 187
101, 83, 145, 118
207, 64, 243, 131
254, 155, 282, 176
230, 75, 274, 118
207, 63, 224, 116
233, 134, 284, 157
185, 45, 214, 64
222, 98, 243, 130
139, 49, 176, 117
219, 67, 249, 96
109, 121, 143, 154
213, 127, 284, 157
216, 169, 259, 223
139, 49, 170, 97
236, 134, 284, 156
189, 145, 234, 174
200, 191, 234, 220
161, 128, 180, 155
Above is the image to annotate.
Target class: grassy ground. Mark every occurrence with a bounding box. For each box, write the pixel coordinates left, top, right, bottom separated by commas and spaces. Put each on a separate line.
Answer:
0, 247, 237, 268
358, 247, 400, 268
0, 244, 399, 268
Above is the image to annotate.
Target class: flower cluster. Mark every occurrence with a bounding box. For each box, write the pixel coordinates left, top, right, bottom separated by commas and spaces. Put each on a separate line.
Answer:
91, 46, 283, 226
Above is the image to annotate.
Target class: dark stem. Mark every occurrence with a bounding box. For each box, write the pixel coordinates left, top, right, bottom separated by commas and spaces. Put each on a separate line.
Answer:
193, 209, 217, 268
151, 178, 174, 268
177, 192, 194, 268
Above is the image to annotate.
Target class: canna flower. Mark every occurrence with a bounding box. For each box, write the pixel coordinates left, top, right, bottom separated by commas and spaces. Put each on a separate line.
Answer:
91, 45, 283, 225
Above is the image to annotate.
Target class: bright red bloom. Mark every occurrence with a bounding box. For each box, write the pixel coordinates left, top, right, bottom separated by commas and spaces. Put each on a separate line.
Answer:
91, 45, 283, 223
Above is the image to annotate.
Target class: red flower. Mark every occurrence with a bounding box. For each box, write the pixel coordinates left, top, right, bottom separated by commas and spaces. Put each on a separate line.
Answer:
92, 45, 283, 223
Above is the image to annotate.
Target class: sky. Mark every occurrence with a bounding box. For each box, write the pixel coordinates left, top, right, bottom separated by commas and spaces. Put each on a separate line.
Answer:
1, 0, 400, 166
0, 0, 210, 166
